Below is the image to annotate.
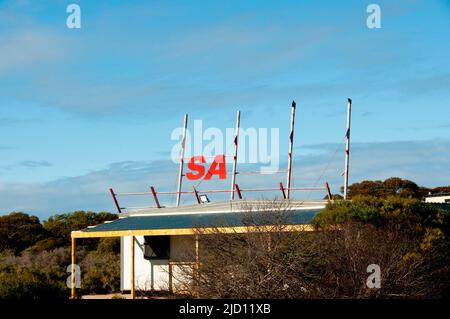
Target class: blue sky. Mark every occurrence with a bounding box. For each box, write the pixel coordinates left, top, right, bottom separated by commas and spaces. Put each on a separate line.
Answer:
0, 0, 449, 218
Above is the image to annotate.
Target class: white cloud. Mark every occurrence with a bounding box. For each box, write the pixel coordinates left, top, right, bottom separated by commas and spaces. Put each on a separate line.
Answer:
19, 161, 53, 168
0, 29, 68, 74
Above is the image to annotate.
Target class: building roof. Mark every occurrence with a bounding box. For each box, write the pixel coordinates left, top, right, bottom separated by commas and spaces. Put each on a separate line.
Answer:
425, 192, 450, 198
123, 199, 327, 216
72, 200, 327, 238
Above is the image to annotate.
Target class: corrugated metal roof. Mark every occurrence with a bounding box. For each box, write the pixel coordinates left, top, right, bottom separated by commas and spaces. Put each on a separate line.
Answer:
124, 199, 327, 216
82, 208, 322, 233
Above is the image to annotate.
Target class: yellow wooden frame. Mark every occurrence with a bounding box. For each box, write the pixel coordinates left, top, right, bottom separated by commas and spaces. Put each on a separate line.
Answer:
69, 223, 314, 299
71, 224, 314, 239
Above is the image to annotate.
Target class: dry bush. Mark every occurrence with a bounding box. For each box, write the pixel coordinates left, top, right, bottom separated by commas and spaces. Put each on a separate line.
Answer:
79, 251, 120, 294
313, 223, 443, 298
172, 201, 320, 298
171, 200, 448, 299
0, 248, 72, 299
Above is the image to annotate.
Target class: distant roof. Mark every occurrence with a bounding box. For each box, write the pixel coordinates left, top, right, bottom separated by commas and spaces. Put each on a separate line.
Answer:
425, 192, 450, 198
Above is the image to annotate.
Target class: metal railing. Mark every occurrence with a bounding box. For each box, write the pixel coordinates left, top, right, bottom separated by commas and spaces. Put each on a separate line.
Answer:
109, 181, 332, 213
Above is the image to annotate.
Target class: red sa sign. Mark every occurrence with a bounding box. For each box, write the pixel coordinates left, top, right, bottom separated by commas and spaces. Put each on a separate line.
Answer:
186, 155, 227, 180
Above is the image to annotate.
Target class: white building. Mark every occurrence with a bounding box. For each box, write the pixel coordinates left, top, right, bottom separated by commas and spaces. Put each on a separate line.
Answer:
424, 193, 450, 204
71, 199, 327, 297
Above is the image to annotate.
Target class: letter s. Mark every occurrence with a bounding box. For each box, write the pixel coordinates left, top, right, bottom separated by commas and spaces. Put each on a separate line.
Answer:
186, 156, 206, 180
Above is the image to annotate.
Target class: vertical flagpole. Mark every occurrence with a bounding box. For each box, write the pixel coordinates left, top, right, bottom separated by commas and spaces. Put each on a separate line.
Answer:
176, 114, 188, 206
344, 98, 352, 200
230, 111, 240, 200
286, 101, 296, 199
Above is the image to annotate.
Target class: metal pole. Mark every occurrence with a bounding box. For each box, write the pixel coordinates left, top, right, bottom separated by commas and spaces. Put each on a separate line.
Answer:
150, 186, 161, 208
230, 111, 240, 200
344, 98, 352, 200
176, 114, 188, 206
235, 184, 242, 199
286, 101, 296, 199
279, 182, 287, 199
71, 237, 76, 299
130, 236, 135, 299
193, 186, 201, 204
109, 188, 122, 214
325, 181, 332, 201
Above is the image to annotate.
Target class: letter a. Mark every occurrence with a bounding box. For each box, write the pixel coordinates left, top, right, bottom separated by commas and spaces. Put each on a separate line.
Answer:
366, 4, 381, 29
366, 264, 381, 288
66, 4, 81, 29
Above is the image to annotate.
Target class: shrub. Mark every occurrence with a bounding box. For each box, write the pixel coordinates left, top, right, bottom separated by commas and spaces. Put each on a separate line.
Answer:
79, 251, 120, 294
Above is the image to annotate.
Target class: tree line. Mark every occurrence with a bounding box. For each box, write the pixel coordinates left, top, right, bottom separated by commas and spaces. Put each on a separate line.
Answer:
342, 177, 449, 199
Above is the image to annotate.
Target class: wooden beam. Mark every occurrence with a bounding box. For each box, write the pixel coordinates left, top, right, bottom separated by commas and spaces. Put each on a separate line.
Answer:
130, 236, 135, 299
71, 224, 314, 238
71, 237, 76, 299
194, 235, 199, 297
168, 262, 173, 293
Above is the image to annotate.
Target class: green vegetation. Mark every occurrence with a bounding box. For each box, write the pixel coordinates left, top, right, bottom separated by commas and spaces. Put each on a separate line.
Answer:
310, 195, 450, 298
0, 211, 119, 299
0, 213, 48, 254
344, 177, 448, 200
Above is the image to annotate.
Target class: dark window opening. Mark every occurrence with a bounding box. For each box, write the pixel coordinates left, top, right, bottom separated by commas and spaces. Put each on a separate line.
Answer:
144, 236, 170, 259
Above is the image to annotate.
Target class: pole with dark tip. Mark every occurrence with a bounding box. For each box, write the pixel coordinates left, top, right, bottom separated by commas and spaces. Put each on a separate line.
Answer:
344, 98, 352, 200
286, 101, 296, 199
230, 111, 240, 200
176, 114, 188, 206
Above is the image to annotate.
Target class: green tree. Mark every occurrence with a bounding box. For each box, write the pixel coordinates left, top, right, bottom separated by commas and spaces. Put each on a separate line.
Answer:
347, 177, 420, 199
80, 251, 120, 294
0, 212, 49, 254
43, 211, 117, 249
